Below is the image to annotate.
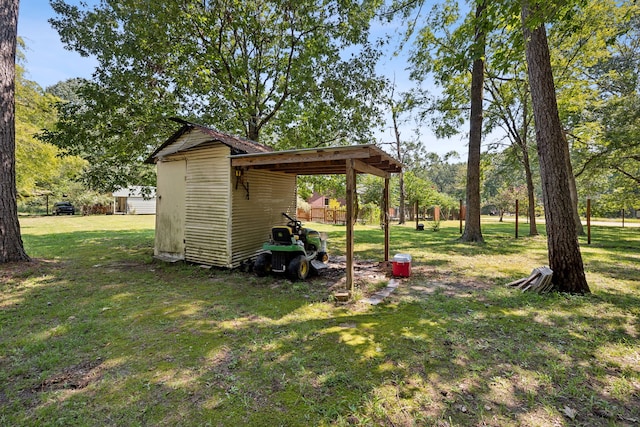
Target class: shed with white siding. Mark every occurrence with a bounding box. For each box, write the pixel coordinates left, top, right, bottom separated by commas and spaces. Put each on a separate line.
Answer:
113, 186, 157, 215
147, 118, 403, 290
146, 118, 294, 268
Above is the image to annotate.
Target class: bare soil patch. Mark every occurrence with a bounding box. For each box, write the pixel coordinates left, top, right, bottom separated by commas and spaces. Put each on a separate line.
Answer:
0, 259, 61, 283
321, 256, 492, 299
34, 359, 105, 392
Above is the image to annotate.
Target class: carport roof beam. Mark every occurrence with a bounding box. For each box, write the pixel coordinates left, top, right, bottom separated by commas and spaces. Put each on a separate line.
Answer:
230, 144, 402, 177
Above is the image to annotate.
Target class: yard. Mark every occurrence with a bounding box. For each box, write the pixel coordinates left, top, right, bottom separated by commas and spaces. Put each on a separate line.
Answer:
1, 215, 639, 426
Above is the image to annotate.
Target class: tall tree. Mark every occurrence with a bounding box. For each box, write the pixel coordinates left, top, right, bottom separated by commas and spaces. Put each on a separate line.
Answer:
403, 170, 438, 218
0, 0, 29, 263
421, 152, 466, 199
521, 0, 589, 293
482, 0, 631, 238
460, 0, 486, 243
485, 71, 539, 236
383, 82, 424, 225
46, 78, 87, 105
390, 93, 407, 225
403, 0, 487, 241
45, 0, 386, 191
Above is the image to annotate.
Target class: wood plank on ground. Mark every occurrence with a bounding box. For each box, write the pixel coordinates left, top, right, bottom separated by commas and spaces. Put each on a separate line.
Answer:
506, 266, 554, 294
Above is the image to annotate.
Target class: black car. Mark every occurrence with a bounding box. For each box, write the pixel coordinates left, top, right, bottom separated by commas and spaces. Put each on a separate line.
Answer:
54, 201, 75, 215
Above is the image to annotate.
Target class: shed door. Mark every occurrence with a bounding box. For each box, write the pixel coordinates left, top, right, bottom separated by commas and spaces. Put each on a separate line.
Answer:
155, 159, 186, 259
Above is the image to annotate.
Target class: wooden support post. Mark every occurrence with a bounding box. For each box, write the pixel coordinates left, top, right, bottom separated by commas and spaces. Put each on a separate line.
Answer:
587, 198, 591, 245
622, 207, 625, 227
415, 200, 419, 230
384, 177, 390, 262
515, 199, 519, 239
346, 159, 356, 294
459, 199, 463, 234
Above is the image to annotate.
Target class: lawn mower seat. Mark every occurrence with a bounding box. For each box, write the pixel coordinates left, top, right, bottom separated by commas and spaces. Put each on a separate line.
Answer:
272, 226, 295, 244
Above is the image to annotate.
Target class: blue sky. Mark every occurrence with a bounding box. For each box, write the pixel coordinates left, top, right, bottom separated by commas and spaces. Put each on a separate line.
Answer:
17, 0, 467, 157
18, 0, 98, 89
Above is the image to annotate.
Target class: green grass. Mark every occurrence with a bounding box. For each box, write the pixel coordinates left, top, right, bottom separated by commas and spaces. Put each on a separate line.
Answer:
1, 215, 639, 426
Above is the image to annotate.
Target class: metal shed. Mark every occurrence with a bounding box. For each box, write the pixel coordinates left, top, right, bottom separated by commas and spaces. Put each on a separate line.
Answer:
147, 119, 402, 290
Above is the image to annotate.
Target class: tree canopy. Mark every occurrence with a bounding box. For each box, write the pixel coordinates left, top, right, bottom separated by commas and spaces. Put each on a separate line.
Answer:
44, 0, 388, 191
569, 2, 640, 200
16, 66, 86, 201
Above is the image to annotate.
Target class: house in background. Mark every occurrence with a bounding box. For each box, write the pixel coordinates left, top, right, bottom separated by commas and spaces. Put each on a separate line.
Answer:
308, 192, 346, 208
308, 193, 330, 208
113, 186, 157, 215
301, 192, 348, 224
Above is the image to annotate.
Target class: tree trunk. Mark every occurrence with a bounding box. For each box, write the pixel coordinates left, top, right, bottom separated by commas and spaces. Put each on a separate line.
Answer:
247, 115, 260, 142
392, 102, 406, 224
521, 1, 589, 294
519, 93, 538, 236
563, 136, 584, 236
460, 0, 485, 243
0, 0, 30, 263
522, 147, 538, 236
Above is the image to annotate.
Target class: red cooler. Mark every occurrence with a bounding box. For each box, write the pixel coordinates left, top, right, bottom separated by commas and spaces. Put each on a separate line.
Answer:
392, 254, 412, 277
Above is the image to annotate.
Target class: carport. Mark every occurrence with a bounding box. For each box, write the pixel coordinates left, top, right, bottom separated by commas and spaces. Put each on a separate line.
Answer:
230, 144, 403, 292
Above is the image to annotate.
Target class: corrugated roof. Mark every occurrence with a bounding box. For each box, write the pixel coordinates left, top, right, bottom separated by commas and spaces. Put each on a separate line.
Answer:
145, 118, 272, 163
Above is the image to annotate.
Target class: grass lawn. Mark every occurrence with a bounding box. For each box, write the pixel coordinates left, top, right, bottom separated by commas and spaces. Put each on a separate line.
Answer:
1, 215, 639, 426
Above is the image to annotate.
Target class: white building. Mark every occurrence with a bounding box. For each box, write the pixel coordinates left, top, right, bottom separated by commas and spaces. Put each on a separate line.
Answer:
113, 186, 157, 215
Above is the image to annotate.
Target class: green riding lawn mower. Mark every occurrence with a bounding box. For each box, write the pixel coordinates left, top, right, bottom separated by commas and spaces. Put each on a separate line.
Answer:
254, 212, 329, 280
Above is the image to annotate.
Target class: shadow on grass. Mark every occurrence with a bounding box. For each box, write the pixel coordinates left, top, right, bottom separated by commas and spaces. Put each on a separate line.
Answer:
4, 262, 639, 426
1, 222, 639, 425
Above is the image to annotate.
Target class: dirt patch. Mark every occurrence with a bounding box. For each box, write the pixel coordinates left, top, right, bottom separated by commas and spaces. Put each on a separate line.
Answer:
0, 259, 62, 283
34, 359, 105, 392
322, 255, 388, 274
319, 257, 492, 299
319, 256, 390, 290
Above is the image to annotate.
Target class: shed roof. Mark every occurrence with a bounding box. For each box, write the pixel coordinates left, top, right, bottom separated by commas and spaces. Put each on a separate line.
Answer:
145, 118, 272, 163
112, 186, 156, 198
147, 119, 403, 178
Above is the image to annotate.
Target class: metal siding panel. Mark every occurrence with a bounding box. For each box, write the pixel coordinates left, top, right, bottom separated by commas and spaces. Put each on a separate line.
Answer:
184, 145, 232, 267
230, 169, 297, 267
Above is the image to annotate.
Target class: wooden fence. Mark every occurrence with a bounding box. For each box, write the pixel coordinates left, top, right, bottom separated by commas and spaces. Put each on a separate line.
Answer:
297, 205, 461, 225
297, 207, 347, 224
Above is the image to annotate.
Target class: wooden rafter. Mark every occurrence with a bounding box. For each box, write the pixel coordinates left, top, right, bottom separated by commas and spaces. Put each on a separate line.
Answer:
231, 144, 402, 175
